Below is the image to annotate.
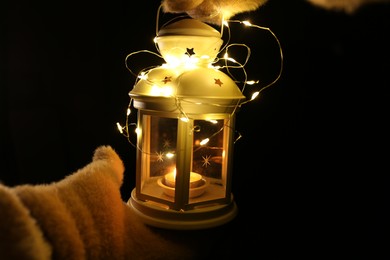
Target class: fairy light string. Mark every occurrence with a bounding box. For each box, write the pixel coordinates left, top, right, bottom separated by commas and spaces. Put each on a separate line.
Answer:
117, 9, 284, 159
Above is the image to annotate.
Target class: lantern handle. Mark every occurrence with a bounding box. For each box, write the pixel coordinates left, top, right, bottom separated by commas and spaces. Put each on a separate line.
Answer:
155, 4, 162, 36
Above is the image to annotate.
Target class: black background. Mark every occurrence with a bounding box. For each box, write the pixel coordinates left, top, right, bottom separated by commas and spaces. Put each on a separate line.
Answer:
1, 0, 388, 257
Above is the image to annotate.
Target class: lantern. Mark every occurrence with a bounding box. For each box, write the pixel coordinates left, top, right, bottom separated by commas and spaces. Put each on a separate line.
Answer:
126, 18, 246, 230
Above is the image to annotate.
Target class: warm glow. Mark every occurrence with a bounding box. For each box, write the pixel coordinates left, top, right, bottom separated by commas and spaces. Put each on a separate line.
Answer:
138, 72, 147, 80
118, 9, 285, 229
116, 122, 123, 134
163, 55, 199, 69
180, 117, 189, 122
164, 169, 203, 188
150, 85, 173, 96
200, 138, 209, 146
242, 20, 252, 26
246, 80, 259, 85
164, 172, 176, 187
223, 52, 236, 63
206, 119, 218, 124
163, 56, 180, 67
251, 92, 260, 100
165, 152, 174, 159
120, 17, 284, 161
210, 64, 221, 70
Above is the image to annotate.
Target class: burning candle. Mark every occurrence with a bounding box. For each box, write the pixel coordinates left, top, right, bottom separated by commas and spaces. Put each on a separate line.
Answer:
164, 169, 203, 188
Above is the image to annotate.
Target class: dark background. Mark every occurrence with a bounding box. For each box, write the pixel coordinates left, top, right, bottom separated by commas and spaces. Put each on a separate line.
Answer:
1, 0, 388, 257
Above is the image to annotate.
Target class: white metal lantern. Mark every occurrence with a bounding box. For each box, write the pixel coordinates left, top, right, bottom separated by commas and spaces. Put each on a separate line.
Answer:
127, 18, 246, 230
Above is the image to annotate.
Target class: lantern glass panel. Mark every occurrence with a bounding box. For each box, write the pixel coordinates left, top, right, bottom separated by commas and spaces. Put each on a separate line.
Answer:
190, 119, 227, 202
139, 115, 178, 203
136, 111, 233, 209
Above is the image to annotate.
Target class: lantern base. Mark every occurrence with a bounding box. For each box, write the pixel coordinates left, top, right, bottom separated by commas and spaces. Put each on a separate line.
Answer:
127, 189, 238, 230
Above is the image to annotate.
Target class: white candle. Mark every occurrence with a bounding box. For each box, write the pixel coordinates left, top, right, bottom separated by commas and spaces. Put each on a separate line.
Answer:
164, 171, 176, 187
164, 170, 203, 188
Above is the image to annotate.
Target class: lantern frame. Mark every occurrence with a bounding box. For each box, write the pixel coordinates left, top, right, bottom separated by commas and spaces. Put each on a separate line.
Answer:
126, 18, 246, 230
128, 109, 239, 229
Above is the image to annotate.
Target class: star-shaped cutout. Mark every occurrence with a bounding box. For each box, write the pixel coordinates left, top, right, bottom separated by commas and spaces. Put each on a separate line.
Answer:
202, 155, 211, 168
162, 76, 172, 84
214, 78, 223, 87
163, 139, 171, 148
185, 48, 195, 57
156, 151, 164, 162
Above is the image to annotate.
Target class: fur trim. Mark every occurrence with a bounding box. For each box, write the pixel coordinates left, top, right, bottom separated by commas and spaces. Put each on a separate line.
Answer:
0, 145, 207, 259
161, 0, 268, 25
307, 0, 388, 13
0, 185, 52, 259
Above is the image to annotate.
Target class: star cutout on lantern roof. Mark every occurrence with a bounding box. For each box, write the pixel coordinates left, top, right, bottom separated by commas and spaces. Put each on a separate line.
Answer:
214, 78, 223, 87
202, 155, 211, 168
156, 151, 164, 162
185, 48, 195, 57
162, 76, 172, 84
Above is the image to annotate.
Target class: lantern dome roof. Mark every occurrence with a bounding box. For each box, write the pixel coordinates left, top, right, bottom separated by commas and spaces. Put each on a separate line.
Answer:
129, 18, 246, 114
130, 67, 244, 99
129, 66, 245, 114
155, 19, 223, 66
